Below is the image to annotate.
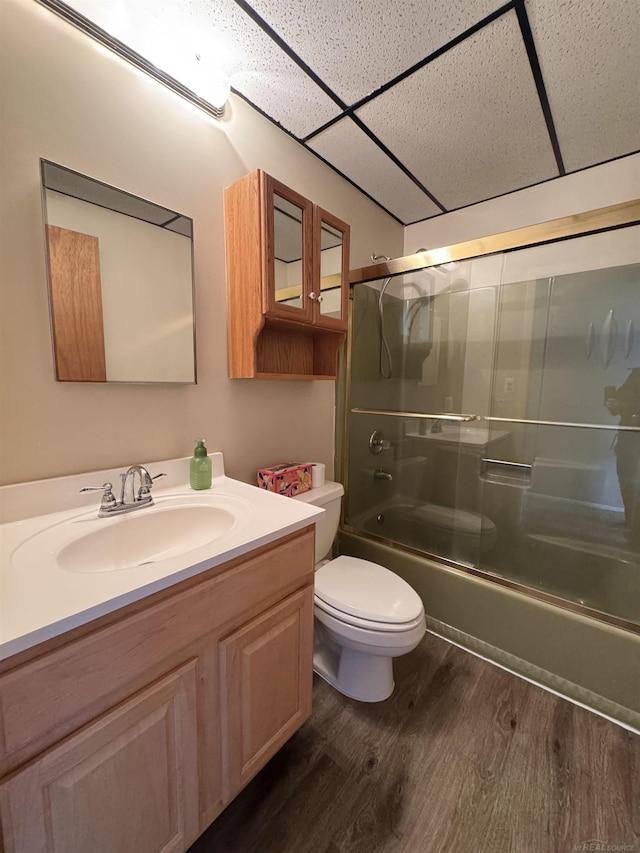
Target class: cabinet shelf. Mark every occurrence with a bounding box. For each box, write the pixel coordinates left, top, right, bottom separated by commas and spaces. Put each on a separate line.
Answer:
254, 321, 344, 380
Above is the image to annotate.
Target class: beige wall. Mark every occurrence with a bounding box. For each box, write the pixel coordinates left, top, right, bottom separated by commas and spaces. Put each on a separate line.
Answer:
404, 152, 640, 252
0, 0, 403, 486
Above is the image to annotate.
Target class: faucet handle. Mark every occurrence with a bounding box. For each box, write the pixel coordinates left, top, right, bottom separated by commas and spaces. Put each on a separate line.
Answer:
369, 430, 392, 455
80, 482, 117, 511
80, 482, 114, 494
138, 472, 167, 499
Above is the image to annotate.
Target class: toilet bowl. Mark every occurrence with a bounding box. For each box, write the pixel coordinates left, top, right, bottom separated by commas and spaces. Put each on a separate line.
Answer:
293, 482, 426, 702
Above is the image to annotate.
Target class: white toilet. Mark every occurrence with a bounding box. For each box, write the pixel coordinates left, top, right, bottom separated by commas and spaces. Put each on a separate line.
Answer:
293, 481, 426, 702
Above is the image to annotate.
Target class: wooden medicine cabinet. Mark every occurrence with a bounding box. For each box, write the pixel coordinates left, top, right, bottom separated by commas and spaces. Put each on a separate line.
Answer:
224, 170, 350, 380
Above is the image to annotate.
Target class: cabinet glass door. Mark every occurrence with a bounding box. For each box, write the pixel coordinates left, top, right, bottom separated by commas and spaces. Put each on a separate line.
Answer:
313, 207, 349, 331
265, 176, 313, 322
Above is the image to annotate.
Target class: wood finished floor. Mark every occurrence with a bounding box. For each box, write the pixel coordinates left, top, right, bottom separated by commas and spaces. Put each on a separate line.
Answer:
189, 634, 639, 853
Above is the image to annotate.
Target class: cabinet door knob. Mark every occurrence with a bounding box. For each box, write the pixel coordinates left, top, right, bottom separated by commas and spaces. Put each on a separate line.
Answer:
309, 292, 317, 300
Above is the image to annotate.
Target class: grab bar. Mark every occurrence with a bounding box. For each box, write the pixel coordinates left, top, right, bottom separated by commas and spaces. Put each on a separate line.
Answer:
351, 408, 480, 422
482, 459, 532, 470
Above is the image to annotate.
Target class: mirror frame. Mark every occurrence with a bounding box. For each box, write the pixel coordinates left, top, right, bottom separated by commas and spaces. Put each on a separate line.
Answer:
262, 173, 314, 323
312, 206, 349, 331
41, 160, 197, 384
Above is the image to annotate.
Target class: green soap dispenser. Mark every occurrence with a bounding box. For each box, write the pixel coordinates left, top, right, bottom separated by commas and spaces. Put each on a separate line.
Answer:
190, 439, 212, 490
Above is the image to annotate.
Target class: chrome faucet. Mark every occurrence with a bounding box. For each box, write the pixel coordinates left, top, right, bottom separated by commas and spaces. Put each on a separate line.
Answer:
373, 467, 393, 481
121, 465, 153, 506
81, 465, 166, 517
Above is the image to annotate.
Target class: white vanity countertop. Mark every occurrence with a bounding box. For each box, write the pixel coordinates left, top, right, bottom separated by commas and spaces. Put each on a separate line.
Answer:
0, 454, 323, 660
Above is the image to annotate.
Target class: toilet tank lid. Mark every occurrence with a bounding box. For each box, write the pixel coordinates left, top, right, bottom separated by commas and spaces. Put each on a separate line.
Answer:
291, 480, 344, 506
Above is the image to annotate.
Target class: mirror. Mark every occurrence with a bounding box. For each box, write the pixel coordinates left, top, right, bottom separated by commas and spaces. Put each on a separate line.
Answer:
41, 160, 196, 383
318, 218, 344, 318
273, 203, 346, 315
273, 194, 304, 308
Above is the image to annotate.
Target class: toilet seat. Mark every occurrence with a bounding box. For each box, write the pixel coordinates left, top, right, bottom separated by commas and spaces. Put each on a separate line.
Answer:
314, 555, 424, 625
314, 596, 425, 633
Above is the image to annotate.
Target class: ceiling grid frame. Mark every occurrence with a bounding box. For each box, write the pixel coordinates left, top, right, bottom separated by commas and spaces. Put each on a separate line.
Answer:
36, 0, 640, 225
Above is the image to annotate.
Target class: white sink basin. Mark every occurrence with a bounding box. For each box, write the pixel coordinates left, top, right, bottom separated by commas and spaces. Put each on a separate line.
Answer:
0, 453, 326, 661
59, 505, 237, 573
10, 493, 252, 574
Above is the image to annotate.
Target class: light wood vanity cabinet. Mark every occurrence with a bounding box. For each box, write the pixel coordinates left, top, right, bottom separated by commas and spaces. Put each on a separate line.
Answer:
224, 169, 350, 380
0, 526, 315, 853
0, 663, 201, 853
220, 587, 313, 800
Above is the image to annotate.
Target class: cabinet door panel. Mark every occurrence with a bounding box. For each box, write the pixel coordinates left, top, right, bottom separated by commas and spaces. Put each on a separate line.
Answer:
0, 662, 199, 853
263, 174, 314, 323
220, 587, 313, 799
312, 206, 349, 331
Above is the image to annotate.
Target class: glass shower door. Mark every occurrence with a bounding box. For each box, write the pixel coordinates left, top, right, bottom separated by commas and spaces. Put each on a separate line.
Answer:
345, 225, 639, 626
345, 263, 500, 569
477, 260, 640, 624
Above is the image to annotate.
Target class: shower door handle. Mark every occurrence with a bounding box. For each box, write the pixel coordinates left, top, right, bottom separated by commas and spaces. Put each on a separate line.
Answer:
624, 320, 635, 359
586, 321, 595, 359
601, 309, 617, 368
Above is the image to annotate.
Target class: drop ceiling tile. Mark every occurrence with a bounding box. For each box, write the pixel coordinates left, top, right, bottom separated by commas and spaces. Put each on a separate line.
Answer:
247, 0, 507, 105
64, 0, 341, 138
308, 118, 442, 223
356, 11, 559, 211
527, 0, 640, 172
227, 66, 338, 139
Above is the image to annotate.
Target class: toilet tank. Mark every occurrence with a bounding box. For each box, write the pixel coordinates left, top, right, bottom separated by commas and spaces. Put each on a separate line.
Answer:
292, 481, 344, 562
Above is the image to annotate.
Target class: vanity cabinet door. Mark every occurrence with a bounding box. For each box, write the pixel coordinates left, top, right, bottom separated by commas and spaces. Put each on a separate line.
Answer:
0, 662, 199, 853
263, 173, 314, 324
220, 586, 314, 800
312, 206, 350, 332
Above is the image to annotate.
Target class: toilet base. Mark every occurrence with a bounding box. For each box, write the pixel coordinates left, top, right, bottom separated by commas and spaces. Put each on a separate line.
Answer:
313, 628, 394, 702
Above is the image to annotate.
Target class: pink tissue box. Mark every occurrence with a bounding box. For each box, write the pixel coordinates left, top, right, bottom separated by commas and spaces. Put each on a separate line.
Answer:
257, 462, 312, 497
